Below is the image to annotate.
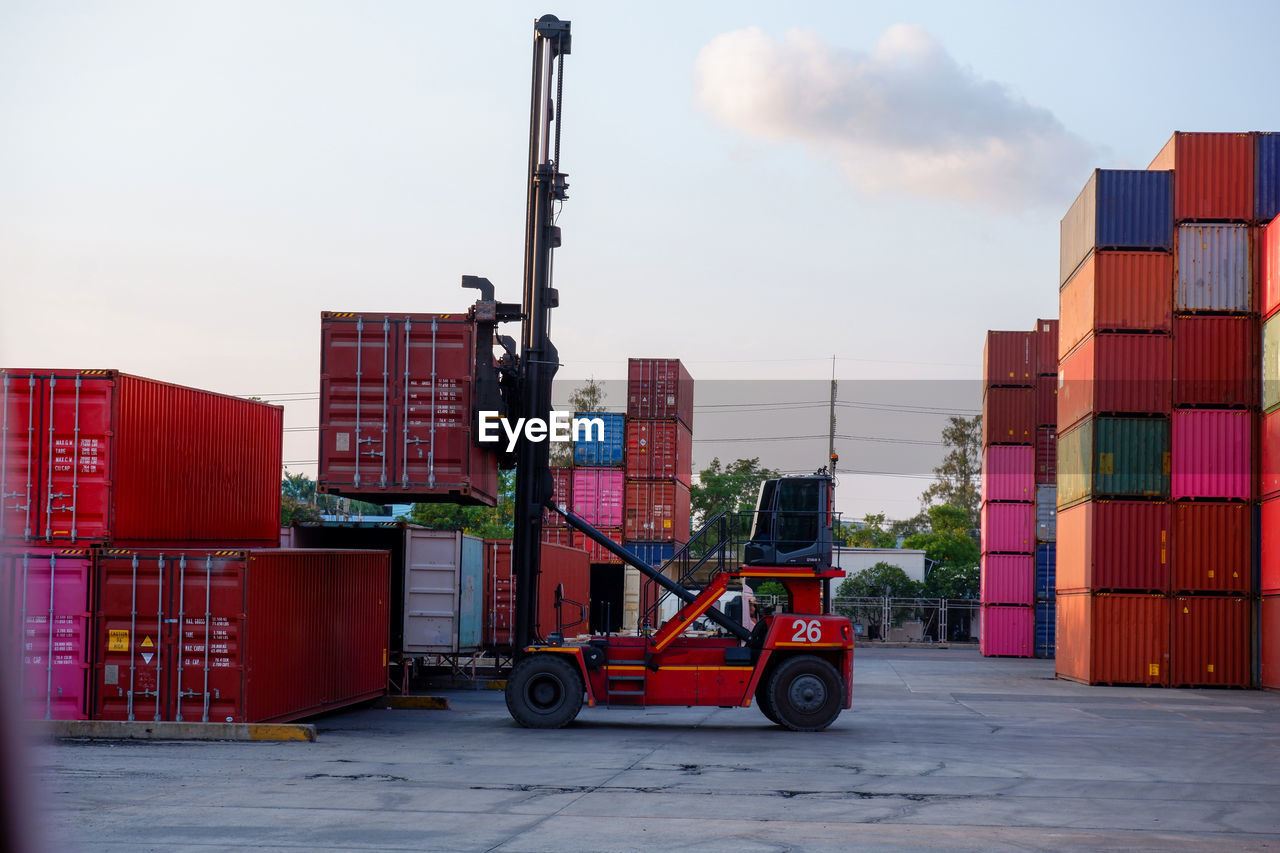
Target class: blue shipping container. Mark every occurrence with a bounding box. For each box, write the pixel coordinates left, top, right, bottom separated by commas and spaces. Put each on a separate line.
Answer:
1060, 169, 1174, 285
1257, 132, 1280, 222
624, 540, 679, 570
1034, 599, 1055, 659
1036, 543, 1056, 601
573, 411, 626, 467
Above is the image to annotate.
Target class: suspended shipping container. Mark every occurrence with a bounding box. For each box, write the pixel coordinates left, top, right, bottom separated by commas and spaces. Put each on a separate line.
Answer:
1055, 592, 1170, 686
1173, 316, 1256, 408
624, 541, 680, 571
1056, 500, 1169, 593
575, 527, 624, 565
1170, 409, 1252, 500
1057, 333, 1172, 432
624, 419, 693, 485
1149, 131, 1253, 223
1059, 251, 1173, 359
1175, 224, 1251, 313
623, 481, 691, 543
571, 411, 625, 467
980, 502, 1035, 554
980, 605, 1033, 657
980, 554, 1034, 606
982, 386, 1035, 445
982, 445, 1034, 502
1170, 596, 1251, 688
1171, 502, 1250, 595
983, 331, 1035, 387
1059, 169, 1173, 285
627, 359, 694, 428
572, 467, 625, 527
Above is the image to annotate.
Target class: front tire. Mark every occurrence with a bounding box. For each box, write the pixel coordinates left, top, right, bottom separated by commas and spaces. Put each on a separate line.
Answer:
505, 654, 584, 729
766, 655, 843, 732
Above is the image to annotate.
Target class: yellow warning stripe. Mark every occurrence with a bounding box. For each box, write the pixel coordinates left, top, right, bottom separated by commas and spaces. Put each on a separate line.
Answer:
772, 642, 847, 649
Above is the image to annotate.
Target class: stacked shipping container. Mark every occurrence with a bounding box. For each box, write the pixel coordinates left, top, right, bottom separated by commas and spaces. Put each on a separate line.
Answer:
1262, 210, 1280, 689
1033, 320, 1058, 659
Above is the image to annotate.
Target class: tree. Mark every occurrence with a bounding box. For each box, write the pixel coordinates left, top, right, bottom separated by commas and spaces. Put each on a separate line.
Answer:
903, 504, 980, 598
690, 457, 780, 530
919, 415, 982, 528
836, 562, 922, 599
888, 511, 931, 540
551, 379, 607, 466
406, 469, 515, 539
845, 513, 897, 548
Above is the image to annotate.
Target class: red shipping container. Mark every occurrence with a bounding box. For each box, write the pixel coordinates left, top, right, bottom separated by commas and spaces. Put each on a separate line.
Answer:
2, 546, 93, 720
1033, 319, 1059, 376
1171, 502, 1251, 594
92, 548, 389, 723
1036, 375, 1057, 428
982, 445, 1034, 502
983, 331, 1035, 387
1263, 498, 1280, 594
627, 359, 694, 428
1057, 333, 1172, 432
1035, 429, 1057, 485
543, 467, 572, 527
1262, 596, 1280, 690
575, 526, 624, 564
572, 467, 625, 526
980, 554, 1034, 606
483, 539, 515, 648
624, 480, 691, 543
625, 420, 693, 485
1265, 216, 1280, 319
980, 502, 1035, 554
982, 386, 1035, 445
1264, 410, 1280, 499
482, 539, 592, 646
1170, 596, 1250, 688
1055, 593, 1170, 686
1149, 131, 1254, 222
1173, 316, 1256, 408
1059, 252, 1174, 360
1056, 500, 1169, 593
980, 605, 1033, 657
0, 370, 281, 546
317, 312, 499, 507
541, 528, 575, 549
1171, 409, 1252, 501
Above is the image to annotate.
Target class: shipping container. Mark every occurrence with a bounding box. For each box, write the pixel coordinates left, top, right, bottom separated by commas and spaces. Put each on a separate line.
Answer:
1055, 592, 1169, 686
1258, 133, 1280, 223
0, 370, 281, 546
544, 466, 572, 527
1034, 599, 1055, 659
481, 539, 592, 646
317, 312, 499, 507
1034, 319, 1059, 376
1036, 485, 1056, 542
400, 531, 482, 654
541, 528, 575, 549
92, 548, 388, 723
1264, 410, 1280, 498
574, 526, 624, 565
623, 480, 691, 543
1035, 429, 1057, 485
1263, 499, 1280, 594
1057, 333, 1172, 432
627, 359, 694, 427
1171, 409, 1252, 500
1173, 316, 1257, 408
1262, 595, 1280, 690
979, 605, 1033, 657
1175, 224, 1251, 312
980, 554, 1034, 606
1, 547, 92, 720
1036, 375, 1058, 428
983, 331, 1035, 388
482, 540, 514, 648
1170, 502, 1251, 594
1264, 215, 1280, 318
1057, 416, 1170, 507
624, 419, 693, 485
1264, 313, 1280, 412
980, 502, 1035, 554
1035, 543, 1055, 601
1056, 500, 1169, 593
982, 445, 1034, 502
982, 386, 1035, 445
624, 541, 680, 571
572, 467, 625, 527
1060, 170, 1174, 285
1058, 251, 1173, 359
1149, 131, 1253, 223
571, 411, 625, 467
1170, 596, 1250, 688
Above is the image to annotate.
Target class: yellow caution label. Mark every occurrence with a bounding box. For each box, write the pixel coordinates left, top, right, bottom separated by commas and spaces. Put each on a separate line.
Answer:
1162, 452, 1171, 475
108, 630, 129, 651
663, 519, 671, 528
1148, 664, 1159, 677
1208, 570, 1215, 578
1099, 453, 1114, 475
141, 636, 154, 648
1183, 606, 1189, 614
1207, 664, 1215, 673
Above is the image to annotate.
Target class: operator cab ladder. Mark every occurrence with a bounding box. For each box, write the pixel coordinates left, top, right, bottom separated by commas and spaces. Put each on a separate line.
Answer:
604, 648, 648, 705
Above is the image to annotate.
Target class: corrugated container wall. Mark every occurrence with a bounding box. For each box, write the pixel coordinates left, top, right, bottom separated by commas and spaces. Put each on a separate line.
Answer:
1170, 596, 1251, 688
1056, 500, 1169, 593
1036, 430, 1057, 485
1036, 375, 1057, 427
1035, 544, 1056, 600
0, 370, 281, 546
544, 467, 572, 527
1034, 319, 1059, 375
1263, 411, 1280, 498
1034, 600, 1056, 659
571, 411, 625, 467
1173, 316, 1256, 408
1056, 334, 1172, 432
625, 420, 693, 485
623, 481, 691, 543
982, 445, 1035, 501
1170, 409, 1252, 500
537, 542, 592, 637
624, 541, 679, 571
1263, 313, 1280, 412
1264, 216, 1280, 318
572, 468, 625, 527
400, 531, 483, 654
980, 554, 1034, 606
980, 502, 1035, 554
1261, 595, 1280, 689
1059, 252, 1173, 359
1257, 133, 1280, 223
983, 332, 1035, 387
1171, 503, 1250, 594
626, 359, 694, 428
980, 606, 1033, 657
574, 527, 625, 565
1149, 132, 1253, 222
1059, 169, 1174, 285
1057, 416, 1170, 507
1035, 486, 1056, 541
1175, 224, 1251, 312
1261, 500, 1280, 594
1055, 593, 1170, 686
982, 387, 1035, 445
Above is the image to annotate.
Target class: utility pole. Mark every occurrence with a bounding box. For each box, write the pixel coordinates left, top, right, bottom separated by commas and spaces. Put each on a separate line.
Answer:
827, 355, 837, 476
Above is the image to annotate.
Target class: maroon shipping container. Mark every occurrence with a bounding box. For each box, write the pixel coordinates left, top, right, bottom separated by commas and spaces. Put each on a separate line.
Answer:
482, 539, 592, 646
1149, 131, 1253, 222
983, 331, 1035, 387
981, 445, 1034, 502
1036, 375, 1058, 428
0, 370, 281, 546
1170, 596, 1250, 688
541, 528, 575, 549
1056, 500, 1169, 593
980, 502, 1035, 554
1035, 429, 1057, 485
1033, 319, 1059, 376
982, 386, 1035, 445
575, 526, 625, 564
317, 312, 498, 506
623, 481, 691, 543
1262, 596, 1280, 690
1056, 592, 1170, 686
625, 419, 693, 485
1170, 502, 1250, 594
980, 554, 1034, 606
1173, 316, 1256, 408
1264, 410, 1280, 499
1057, 333, 1172, 432
1263, 498, 1280, 594
627, 359, 694, 428
92, 548, 388, 723
544, 467, 572, 527
1059, 251, 1174, 360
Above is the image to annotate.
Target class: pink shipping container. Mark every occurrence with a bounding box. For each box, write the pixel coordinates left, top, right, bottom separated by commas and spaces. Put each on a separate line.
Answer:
571, 468, 625, 526
0, 370, 282, 546
1263, 410, 1280, 499
980, 554, 1034, 606
980, 502, 1035, 554
93, 548, 389, 723
2, 547, 92, 720
982, 445, 1034, 502
1263, 498, 1280, 594
980, 605, 1033, 657
627, 359, 694, 428
1171, 409, 1252, 500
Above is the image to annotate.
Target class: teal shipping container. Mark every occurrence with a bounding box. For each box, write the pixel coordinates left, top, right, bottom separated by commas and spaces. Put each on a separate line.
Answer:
1057, 416, 1170, 508
400, 529, 484, 654
572, 411, 626, 467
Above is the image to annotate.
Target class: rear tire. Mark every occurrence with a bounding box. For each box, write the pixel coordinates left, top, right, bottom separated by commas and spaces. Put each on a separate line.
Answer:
755, 681, 781, 725
766, 655, 842, 732
505, 654, 584, 729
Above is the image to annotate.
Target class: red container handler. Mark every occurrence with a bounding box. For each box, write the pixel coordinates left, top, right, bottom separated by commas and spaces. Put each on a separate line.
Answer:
1262, 596, 1280, 690
1056, 500, 1169, 594
623, 481, 691, 543
1173, 316, 1257, 409
982, 445, 1034, 502
1033, 319, 1059, 376
625, 420, 693, 485
980, 554, 1034, 606
0, 370, 282, 546
1149, 131, 1254, 223
1055, 593, 1170, 686
1057, 333, 1172, 432
1058, 251, 1173, 360
317, 312, 499, 507
980, 605, 1033, 657
983, 331, 1035, 388
1170, 596, 1250, 688
1171, 502, 1251, 594
980, 502, 1035, 554
982, 386, 1035, 445
1035, 429, 1057, 485
626, 359, 693, 428
92, 548, 389, 723
1, 546, 92, 720
543, 467, 572, 527
482, 539, 592, 646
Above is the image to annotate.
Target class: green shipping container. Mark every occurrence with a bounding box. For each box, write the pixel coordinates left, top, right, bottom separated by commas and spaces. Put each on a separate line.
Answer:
1265, 313, 1280, 414
1057, 416, 1170, 508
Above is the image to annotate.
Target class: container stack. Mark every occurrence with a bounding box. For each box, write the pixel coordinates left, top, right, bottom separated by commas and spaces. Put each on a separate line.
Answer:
1032, 319, 1059, 659
567, 415, 626, 563
1261, 207, 1280, 690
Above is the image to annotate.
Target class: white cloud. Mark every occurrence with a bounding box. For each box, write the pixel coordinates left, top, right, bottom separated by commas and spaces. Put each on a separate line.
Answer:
695, 25, 1096, 212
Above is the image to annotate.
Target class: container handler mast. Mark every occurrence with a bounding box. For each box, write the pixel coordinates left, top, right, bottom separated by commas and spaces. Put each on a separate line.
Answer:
467, 15, 854, 730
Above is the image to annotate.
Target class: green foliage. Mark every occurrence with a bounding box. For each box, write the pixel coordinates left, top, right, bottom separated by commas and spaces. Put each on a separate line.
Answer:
280, 494, 320, 525
902, 504, 980, 599
407, 469, 516, 539
550, 380, 608, 466
921, 563, 979, 599
836, 562, 923, 599
888, 511, 931, 540
690, 457, 780, 529
920, 415, 982, 527
846, 513, 897, 548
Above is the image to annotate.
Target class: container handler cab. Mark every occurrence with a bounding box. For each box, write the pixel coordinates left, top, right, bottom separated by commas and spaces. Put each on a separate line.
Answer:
473, 15, 854, 730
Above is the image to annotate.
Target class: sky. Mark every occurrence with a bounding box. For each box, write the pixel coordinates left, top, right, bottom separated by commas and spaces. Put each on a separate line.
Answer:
4, 1, 1280, 520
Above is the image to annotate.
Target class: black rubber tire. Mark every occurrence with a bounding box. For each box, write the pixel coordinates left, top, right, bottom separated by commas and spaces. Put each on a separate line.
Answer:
505, 654, 584, 729
755, 681, 782, 725
766, 655, 843, 732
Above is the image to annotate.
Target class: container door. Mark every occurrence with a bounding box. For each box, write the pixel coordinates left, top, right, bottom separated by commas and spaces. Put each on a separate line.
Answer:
10, 549, 92, 720
319, 314, 397, 491
93, 550, 167, 721
398, 317, 476, 492
457, 535, 483, 651
402, 530, 461, 653
167, 552, 247, 724
35, 373, 114, 543
1, 372, 42, 540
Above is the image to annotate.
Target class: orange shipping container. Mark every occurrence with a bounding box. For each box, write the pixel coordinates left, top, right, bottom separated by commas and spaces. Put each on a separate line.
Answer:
1171, 503, 1251, 595
1057, 333, 1172, 432
1056, 500, 1169, 593
1055, 592, 1169, 686
1170, 596, 1251, 688
1058, 251, 1173, 360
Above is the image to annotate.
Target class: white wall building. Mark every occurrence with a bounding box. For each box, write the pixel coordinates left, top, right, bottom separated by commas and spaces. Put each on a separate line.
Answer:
833, 547, 928, 584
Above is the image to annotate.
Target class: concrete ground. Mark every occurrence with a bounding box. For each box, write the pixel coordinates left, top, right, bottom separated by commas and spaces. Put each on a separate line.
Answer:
21, 647, 1280, 852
